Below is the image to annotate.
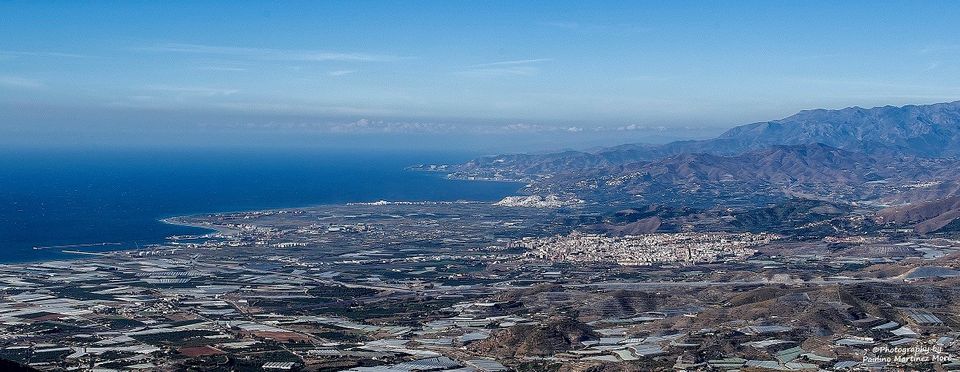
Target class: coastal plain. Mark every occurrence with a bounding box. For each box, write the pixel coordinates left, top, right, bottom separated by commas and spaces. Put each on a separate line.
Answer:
1, 199, 959, 371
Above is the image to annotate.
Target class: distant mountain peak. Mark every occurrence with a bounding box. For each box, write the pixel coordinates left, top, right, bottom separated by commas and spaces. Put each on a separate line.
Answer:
712, 100, 960, 157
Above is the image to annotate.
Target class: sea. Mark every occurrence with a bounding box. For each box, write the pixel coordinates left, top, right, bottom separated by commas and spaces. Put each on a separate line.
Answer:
0, 148, 520, 263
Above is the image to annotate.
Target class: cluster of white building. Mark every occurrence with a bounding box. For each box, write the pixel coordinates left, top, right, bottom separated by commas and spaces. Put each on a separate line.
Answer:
517, 231, 778, 265
494, 194, 583, 208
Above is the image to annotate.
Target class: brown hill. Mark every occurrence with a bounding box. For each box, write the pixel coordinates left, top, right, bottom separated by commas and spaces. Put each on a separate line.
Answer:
623, 143, 878, 185
876, 196, 960, 233
471, 316, 597, 357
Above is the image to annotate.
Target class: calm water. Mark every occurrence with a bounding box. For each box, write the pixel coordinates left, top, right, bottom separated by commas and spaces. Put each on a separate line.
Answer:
0, 148, 519, 263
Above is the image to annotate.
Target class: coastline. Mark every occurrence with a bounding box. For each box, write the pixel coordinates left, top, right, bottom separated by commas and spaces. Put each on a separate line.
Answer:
5, 195, 522, 266
1, 154, 524, 264
28, 199, 506, 264
158, 216, 232, 237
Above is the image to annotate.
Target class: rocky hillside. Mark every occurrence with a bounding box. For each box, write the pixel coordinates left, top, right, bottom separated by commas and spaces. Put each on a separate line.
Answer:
877, 196, 960, 233
617, 144, 878, 185
718, 101, 960, 157
470, 316, 597, 357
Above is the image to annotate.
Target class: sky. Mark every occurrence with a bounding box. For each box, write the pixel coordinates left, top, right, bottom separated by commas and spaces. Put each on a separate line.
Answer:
2, 0, 960, 151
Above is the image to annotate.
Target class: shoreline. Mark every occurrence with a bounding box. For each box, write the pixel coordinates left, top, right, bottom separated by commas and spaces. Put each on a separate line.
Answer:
2, 198, 517, 266
1, 163, 524, 265
406, 166, 529, 184
158, 216, 232, 236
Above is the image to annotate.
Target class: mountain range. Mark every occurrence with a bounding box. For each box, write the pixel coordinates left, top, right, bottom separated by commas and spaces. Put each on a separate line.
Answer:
458, 101, 960, 177
448, 101, 960, 211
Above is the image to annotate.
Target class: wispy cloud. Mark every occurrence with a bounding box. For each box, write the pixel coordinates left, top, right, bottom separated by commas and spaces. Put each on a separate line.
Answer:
145, 84, 239, 96
327, 119, 458, 134
138, 43, 403, 62
780, 76, 960, 92
328, 69, 358, 77
0, 76, 43, 89
485, 123, 587, 134
919, 44, 960, 54
626, 75, 670, 82
201, 118, 598, 135
540, 21, 581, 30
104, 99, 410, 118
0, 50, 92, 59
615, 124, 668, 131
195, 66, 248, 72
539, 21, 650, 34
336, 120, 593, 135
459, 58, 552, 77
466, 59, 554, 68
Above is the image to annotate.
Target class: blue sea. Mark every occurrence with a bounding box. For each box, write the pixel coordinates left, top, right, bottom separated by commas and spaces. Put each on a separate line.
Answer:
0, 148, 519, 263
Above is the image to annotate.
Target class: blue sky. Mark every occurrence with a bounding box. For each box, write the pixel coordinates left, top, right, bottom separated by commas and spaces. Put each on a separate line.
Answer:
2, 1, 960, 150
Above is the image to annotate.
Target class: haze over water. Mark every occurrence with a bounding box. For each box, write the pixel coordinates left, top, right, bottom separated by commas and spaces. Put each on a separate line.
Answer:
0, 148, 519, 263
